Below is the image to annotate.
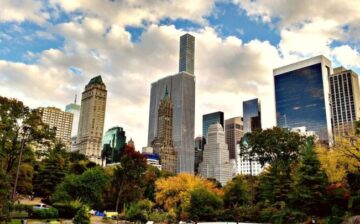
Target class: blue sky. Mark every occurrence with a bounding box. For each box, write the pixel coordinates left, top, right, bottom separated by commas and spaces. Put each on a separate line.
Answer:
1, 0, 360, 148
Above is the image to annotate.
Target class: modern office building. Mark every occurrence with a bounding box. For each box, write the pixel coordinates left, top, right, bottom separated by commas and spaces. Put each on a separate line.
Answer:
225, 116, 243, 160
77, 75, 107, 163
274, 55, 333, 145
148, 34, 195, 173
38, 107, 73, 149
194, 136, 206, 174
179, 33, 195, 74
65, 96, 81, 137
330, 67, 360, 136
142, 153, 162, 170
151, 87, 177, 173
237, 99, 263, 175
199, 123, 232, 186
203, 111, 224, 141
102, 126, 126, 165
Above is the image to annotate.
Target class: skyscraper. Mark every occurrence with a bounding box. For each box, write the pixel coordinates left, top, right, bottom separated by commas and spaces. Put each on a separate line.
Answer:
77, 75, 107, 163
148, 34, 195, 173
225, 116, 243, 160
194, 136, 206, 174
179, 33, 195, 74
330, 67, 360, 136
203, 111, 224, 141
102, 126, 126, 164
151, 87, 177, 173
38, 107, 73, 149
199, 123, 232, 186
243, 98, 261, 133
65, 95, 81, 137
274, 55, 333, 145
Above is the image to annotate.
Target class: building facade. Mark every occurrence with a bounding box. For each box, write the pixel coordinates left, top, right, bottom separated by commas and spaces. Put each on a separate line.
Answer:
203, 111, 224, 141
274, 55, 333, 145
243, 99, 262, 133
194, 136, 206, 174
179, 33, 195, 74
225, 116, 243, 160
77, 76, 107, 163
65, 97, 81, 137
151, 88, 177, 173
199, 123, 232, 186
38, 107, 73, 149
148, 34, 195, 173
102, 126, 126, 165
330, 67, 360, 136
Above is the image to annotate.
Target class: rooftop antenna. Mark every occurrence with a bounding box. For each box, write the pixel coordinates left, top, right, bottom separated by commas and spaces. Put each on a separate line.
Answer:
74, 94, 77, 104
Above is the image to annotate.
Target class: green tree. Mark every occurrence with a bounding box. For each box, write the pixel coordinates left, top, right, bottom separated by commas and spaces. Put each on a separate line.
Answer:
290, 139, 329, 216
73, 205, 90, 224
188, 187, 223, 222
33, 143, 68, 197
0, 169, 11, 222
16, 163, 34, 194
112, 145, 147, 213
223, 175, 250, 209
52, 167, 109, 208
122, 199, 154, 222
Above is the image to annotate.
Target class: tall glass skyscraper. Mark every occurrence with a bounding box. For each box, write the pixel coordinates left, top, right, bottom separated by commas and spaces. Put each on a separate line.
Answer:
203, 111, 224, 141
179, 33, 195, 74
274, 55, 333, 144
243, 99, 261, 133
148, 34, 195, 173
65, 97, 81, 138
102, 126, 126, 164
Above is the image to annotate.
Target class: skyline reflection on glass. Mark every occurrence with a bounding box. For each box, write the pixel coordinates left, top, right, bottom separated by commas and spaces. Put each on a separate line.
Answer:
275, 63, 329, 141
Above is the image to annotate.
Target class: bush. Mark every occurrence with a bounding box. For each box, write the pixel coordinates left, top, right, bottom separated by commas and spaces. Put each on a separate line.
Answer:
73, 205, 90, 224
149, 210, 176, 223
10, 204, 33, 213
32, 208, 59, 219
52, 201, 81, 219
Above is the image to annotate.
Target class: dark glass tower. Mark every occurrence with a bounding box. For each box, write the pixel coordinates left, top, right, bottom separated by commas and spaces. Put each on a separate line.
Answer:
243, 99, 261, 133
102, 126, 126, 164
203, 111, 224, 140
179, 33, 195, 74
274, 55, 333, 144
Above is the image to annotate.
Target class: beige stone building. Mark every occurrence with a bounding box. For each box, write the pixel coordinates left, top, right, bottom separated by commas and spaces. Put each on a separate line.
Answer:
225, 116, 243, 159
77, 76, 107, 163
330, 67, 360, 136
151, 87, 177, 173
38, 107, 73, 149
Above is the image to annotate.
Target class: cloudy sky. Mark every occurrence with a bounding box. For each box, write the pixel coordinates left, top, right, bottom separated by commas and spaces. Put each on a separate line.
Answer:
1, 0, 360, 148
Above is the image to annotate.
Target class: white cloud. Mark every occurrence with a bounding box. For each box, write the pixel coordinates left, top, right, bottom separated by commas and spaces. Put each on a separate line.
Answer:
332, 45, 360, 68
0, 0, 49, 24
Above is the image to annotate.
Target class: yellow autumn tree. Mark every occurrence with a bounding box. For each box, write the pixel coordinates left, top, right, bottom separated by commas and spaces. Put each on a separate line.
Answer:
155, 173, 223, 219
316, 134, 360, 183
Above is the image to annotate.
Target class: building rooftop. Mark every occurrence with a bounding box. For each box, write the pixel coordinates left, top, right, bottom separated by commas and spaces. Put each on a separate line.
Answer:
88, 75, 104, 85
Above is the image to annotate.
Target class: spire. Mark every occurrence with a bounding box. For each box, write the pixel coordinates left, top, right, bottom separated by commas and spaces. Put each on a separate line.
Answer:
163, 86, 170, 100
74, 94, 77, 104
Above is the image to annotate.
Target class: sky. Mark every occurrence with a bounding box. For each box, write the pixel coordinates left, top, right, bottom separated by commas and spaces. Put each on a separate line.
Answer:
1, 0, 360, 149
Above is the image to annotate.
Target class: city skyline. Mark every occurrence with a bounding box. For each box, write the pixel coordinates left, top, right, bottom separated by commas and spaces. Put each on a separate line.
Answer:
1, 1, 360, 148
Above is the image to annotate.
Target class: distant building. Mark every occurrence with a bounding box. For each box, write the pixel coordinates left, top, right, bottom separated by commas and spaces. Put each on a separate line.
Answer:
38, 107, 73, 149
225, 116, 243, 160
243, 99, 261, 133
142, 146, 154, 154
148, 34, 195, 173
142, 153, 162, 170
238, 98, 262, 176
203, 111, 224, 141
102, 126, 126, 165
330, 66, 360, 136
65, 96, 81, 151
199, 123, 232, 186
274, 55, 333, 145
194, 136, 206, 174
77, 75, 107, 163
151, 87, 177, 173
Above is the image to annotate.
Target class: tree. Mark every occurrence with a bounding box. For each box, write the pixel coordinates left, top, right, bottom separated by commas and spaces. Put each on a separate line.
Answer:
155, 173, 223, 219
223, 175, 250, 209
122, 199, 154, 222
73, 205, 90, 224
290, 139, 329, 216
52, 167, 109, 208
16, 163, 34, 194
0, 169, 11, 222
33, 143, 68, 197
112, 144, 147, 213
188, 187, 223, 221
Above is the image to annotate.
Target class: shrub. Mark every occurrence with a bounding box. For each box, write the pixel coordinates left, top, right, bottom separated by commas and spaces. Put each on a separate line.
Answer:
32, 208, 59, 219
73, 205, 90, 224
52, 201, 81, 219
